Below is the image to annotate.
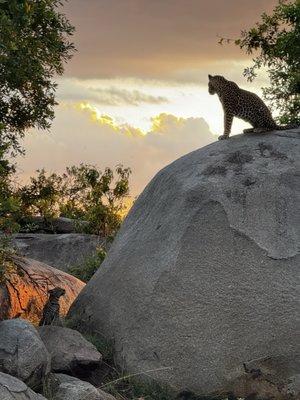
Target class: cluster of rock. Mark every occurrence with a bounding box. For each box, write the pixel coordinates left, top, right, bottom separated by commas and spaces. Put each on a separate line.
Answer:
0, 215, 105, 323
0, 318, 115, 400
1, 130, 298, 399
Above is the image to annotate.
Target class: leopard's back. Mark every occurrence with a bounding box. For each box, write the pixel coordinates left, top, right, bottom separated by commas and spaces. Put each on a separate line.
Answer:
235, 88, 276, 128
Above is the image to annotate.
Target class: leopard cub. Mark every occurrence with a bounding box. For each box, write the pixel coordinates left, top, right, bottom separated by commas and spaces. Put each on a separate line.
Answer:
39, 287, 66, 326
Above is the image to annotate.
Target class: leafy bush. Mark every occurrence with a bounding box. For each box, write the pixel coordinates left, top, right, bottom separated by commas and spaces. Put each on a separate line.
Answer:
0, 144, 20, 283
83, 333, 115, 363
0, 144, 21, 233
68, 247, 107, 282
0, 236, 18, 284
18, 169, 64, 220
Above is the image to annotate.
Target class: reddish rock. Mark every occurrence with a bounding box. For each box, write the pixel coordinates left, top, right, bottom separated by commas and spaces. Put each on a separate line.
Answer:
0, 256, 85, 325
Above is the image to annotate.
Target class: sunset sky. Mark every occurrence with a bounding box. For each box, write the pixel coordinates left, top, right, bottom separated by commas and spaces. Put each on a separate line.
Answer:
18, 0, 277, 197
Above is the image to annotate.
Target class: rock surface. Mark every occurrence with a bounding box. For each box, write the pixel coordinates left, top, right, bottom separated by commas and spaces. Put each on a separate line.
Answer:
68, 129, 300, 398
0, 319, 50, 390
39, 326, 102, 373
0, 256, 85, 324
0, 372, 46, 400
52, 374, 115, 400
12, 233, 102, 272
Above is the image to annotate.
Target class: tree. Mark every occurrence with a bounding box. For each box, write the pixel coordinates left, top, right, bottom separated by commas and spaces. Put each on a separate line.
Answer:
0, 143, 20, 282
0, 0, 75, 154
0, 0, 75, 225
18, 169, 64, 220
221, 0, 300, 125
0, 144, 20, 234
0, 0, 75, 276
59, 164, 132, 237
17, 164, 132, 237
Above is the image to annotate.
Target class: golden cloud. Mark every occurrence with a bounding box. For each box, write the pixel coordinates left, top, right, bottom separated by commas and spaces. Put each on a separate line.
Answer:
19, 106, 215, 196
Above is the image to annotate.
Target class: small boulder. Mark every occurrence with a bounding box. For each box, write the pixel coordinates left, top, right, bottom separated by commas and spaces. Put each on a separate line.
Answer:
0, 372, 46, 400
0, 319, 51, 390
0, 256, 85, 325
52, 373, 115, 400
39, 326, 102, 374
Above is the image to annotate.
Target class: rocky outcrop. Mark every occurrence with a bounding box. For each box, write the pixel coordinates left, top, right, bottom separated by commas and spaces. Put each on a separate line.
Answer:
0, 256, 85, 324
52, 374, 116, 400
0, 319, 113, 399
68, 129, 300, 399
0, 319, 50, 390
18, 216, 89, 234
12, 233, 103, 272
0, 372, 46, 400
39, 326, 102, 373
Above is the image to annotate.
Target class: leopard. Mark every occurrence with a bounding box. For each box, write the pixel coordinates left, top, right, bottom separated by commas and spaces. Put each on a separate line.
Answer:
39, 287, 66, 326
208, 74, 298, 140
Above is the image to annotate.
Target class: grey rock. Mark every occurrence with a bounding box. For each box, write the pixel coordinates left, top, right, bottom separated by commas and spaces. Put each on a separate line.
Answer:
19, 216, 89, 234
0, 372, 46, 400
52, 374, 114, 400
0, 319, 51, 390
12, 233, 103, 272
68, 129, 300, 398
97, 388, 117, 400
0, 256, 85, 324
38, 326, 102, 373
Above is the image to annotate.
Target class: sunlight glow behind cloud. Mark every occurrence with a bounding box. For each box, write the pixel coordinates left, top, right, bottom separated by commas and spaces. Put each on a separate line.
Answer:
18, 105, 215, 197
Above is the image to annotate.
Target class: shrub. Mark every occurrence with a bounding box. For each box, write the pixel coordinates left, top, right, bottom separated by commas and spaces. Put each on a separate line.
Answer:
68, 247, 107, 282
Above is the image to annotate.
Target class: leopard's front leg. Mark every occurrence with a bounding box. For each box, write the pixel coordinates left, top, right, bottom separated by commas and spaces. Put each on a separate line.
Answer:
218, 111, 233, 140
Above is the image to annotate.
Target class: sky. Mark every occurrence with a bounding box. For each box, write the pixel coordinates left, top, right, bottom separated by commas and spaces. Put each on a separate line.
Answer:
18, 0, 277, 197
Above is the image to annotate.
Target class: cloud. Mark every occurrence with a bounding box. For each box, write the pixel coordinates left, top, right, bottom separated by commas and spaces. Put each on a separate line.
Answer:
17, 105, 215, 197
56, 78, 168, 106
168, 61, 270, 87
63, 0, 277, 80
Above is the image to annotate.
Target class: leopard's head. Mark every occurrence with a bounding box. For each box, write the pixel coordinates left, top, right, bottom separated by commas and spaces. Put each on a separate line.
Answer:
208, 74, 227, 95
48, 287, 66, 298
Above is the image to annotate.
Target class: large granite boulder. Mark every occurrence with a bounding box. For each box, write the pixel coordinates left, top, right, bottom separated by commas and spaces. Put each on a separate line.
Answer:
38, 326, 102, 373
0, 256, 85, 324
0, 319, 50, 390
12, 233, 102, 272
68, 129, 300, 399
0, 372, 46, 400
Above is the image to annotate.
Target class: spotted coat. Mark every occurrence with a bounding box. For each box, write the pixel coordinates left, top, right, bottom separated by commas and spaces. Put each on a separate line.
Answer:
208, 74, 291, 140
39, 287, 66, 326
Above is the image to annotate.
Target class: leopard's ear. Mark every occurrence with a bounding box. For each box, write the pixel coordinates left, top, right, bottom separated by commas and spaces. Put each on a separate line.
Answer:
208, 74, 212, 80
